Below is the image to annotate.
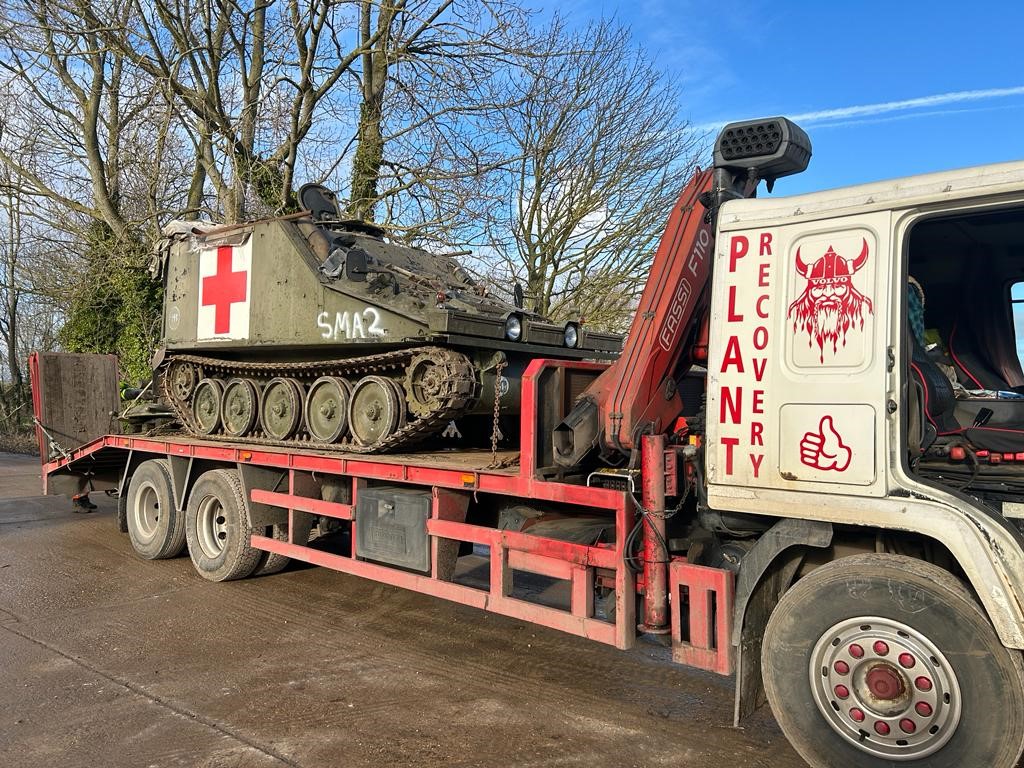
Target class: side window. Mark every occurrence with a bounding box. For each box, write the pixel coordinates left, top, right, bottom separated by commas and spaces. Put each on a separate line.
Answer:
1012, 282, 1024, 369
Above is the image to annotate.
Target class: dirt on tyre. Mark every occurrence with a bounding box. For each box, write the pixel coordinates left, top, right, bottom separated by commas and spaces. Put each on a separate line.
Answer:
762, 553, 1024, 768
126, 459, 186, 559
185, 468, 262, 582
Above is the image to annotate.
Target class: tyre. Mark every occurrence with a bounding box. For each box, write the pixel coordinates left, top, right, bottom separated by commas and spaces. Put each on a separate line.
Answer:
762, 553, 1024, 768
251, 523, 291, 577
185, 469, 262, 582
125, 459, 186, 559
116, 488, 129, 533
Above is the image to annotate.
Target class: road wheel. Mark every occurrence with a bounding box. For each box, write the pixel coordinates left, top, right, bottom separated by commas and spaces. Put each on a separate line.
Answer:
193, 378, 223, 435
221, 378, 259, 437
252, 523, 291, 577
185, 469, 262, 582
304, 376, 351, 443
261, 377, 304, 440
126, 459, 186, 559
348, 375, 402, 447
762, 553, 1024, 768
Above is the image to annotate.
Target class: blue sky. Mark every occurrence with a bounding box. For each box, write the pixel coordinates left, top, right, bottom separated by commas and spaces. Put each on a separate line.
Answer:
566, 0, 1024, 196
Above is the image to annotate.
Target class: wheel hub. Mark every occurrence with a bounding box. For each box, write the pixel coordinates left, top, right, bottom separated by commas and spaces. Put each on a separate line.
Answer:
196, 495, 228, 559
809, 616, 961, 760
132, 482, 161, 541
864, 663, 906, 705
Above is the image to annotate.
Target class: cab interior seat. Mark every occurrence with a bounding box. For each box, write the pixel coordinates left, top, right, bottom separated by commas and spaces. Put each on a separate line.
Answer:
908, 205, 1024, 455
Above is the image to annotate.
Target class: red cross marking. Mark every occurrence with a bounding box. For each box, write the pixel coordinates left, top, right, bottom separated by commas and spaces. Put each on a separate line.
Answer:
202, 245, 247, 334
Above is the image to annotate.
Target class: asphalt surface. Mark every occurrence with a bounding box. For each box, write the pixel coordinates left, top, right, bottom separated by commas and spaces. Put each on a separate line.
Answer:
0, 452, 804, 768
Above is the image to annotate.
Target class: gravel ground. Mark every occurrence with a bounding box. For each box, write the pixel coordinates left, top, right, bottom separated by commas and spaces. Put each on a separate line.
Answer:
0, 452, 805, 768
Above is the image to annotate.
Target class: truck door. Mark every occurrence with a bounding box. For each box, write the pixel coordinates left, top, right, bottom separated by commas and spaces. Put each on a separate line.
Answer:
706, 213, 891, 498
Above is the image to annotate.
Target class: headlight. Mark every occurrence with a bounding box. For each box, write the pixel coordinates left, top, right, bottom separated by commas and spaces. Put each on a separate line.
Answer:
504, 314, 523, 341
563, 323, 579, 348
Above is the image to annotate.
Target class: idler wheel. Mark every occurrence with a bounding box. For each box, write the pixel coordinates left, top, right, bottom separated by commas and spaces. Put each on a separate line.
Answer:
304, 376, 352, 443
348, 376, 403, 447
170, 361, 201, 401
192, 378, 224, 435
260, 377, 304, 440
404, 353, 447, 418
221, 378, 259, 437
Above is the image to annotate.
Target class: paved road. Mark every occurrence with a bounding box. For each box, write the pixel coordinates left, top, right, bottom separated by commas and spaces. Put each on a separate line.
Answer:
0, 452, 804, 768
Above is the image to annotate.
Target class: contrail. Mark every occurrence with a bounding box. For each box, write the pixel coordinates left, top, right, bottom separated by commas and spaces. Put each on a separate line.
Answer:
697, 86, 1024, 131
791, 86, 1024, 123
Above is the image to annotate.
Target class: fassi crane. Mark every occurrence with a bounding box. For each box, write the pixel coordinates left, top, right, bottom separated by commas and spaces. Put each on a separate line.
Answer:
552, 117, 812, 466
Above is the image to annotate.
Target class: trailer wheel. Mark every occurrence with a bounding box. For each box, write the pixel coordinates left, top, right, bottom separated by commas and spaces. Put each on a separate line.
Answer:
185, 469, 262, 582
762, 553, 1024, 768
116, 488, 129, 533
125, 459, 186, 559
251, 523, 291, 577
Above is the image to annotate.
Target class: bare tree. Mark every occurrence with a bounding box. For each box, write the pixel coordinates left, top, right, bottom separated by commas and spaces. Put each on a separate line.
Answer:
345, 0, 530, 231
483, 18, 704, 331
0, 140, 64, 430
67, 0, 383, 222
0, 162, 24, 394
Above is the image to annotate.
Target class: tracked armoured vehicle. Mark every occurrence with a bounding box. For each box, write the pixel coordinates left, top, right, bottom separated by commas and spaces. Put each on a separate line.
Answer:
149, 185, 621, 453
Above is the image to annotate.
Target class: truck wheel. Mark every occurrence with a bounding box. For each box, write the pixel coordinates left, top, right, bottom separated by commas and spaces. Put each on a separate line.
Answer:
762, 553, 1024, 768
185, 469, 262, 582
252, 523, 291, 577
125, 459, 185, 559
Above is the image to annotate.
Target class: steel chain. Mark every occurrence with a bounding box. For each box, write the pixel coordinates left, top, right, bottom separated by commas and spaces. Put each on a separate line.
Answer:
488, 356, 507, 468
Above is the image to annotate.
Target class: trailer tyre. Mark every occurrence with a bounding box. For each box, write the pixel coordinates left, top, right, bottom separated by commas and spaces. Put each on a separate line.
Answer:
762, 553, 1024, 768
125, 459, 185, 559
185, 469, 262, 582
251, 523, 291, 577
116, 488, 129, 533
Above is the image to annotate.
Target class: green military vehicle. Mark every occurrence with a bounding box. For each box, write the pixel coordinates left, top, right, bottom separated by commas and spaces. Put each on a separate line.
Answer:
150, 185, 621, 453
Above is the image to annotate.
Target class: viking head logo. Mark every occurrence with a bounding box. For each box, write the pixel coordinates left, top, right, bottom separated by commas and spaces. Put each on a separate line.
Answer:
787, 239, 873, 362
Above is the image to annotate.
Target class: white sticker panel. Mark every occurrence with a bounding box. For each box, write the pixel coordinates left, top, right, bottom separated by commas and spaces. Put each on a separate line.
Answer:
786, 231, 875, 371
779, 403, 876, 485
197, 241, 252, 341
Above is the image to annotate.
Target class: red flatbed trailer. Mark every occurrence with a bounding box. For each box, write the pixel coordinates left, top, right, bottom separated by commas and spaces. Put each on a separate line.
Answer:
32, 353, 734, 677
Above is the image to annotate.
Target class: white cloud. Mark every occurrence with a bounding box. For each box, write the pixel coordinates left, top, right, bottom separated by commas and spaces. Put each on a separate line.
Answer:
699, 86, 1024, 132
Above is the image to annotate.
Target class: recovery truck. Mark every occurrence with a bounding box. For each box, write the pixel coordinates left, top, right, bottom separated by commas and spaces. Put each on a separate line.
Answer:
30, 116, 1024, 767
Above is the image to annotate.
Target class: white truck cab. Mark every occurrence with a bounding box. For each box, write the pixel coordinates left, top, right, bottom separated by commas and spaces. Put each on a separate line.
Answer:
705, 161, 1024, 765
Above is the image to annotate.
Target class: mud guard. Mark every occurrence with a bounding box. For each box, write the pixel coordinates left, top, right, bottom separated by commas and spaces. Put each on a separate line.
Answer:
731, 518, 833, 725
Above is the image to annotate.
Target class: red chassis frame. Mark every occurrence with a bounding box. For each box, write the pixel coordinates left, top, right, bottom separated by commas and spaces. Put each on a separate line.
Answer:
35, 356, 734, 676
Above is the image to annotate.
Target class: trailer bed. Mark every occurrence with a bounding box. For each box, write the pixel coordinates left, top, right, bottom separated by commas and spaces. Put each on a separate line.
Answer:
32, 354, 734, 678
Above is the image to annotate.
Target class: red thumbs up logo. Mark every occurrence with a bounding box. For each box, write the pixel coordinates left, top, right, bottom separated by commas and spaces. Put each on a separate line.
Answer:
800, 415, 852, 472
